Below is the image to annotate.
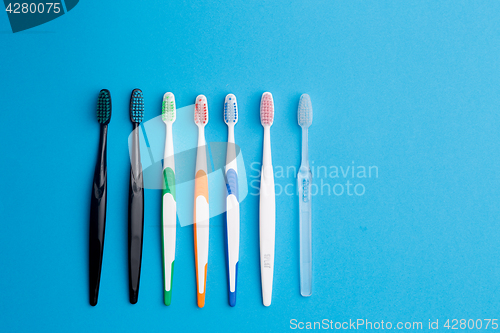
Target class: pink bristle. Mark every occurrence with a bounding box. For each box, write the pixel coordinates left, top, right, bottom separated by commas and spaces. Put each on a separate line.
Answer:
260, 92, 274, 126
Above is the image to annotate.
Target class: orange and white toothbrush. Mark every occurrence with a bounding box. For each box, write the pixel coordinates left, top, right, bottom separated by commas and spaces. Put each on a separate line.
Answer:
193, 95, 210, 308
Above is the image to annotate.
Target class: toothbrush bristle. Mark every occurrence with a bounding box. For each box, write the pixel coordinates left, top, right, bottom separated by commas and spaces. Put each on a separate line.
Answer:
130, 89, 144, 124
224, 94, 238, 125
260, 92, 274, 126
96, 89, 111, 125
162, 92, 176, 123
298, 94, 313, 128
194, 95, 208, 125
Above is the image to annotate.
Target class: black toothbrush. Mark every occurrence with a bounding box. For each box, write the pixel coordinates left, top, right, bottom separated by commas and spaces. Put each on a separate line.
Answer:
89, 89, 111, 306
128, 89, 145, 304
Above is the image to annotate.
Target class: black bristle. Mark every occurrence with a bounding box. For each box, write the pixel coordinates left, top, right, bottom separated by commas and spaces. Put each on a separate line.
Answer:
96, 89, 111, 125
129, 89, 144, 124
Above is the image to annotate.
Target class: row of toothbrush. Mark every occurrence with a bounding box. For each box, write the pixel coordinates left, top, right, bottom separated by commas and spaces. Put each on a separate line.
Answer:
89, 90, 313, 307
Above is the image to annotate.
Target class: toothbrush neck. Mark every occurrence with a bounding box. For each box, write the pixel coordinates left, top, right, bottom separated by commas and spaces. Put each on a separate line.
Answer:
97, 124, 108, 174
197, 126, 205, 147
262, 126, 272, 167
131, 122, 142, 172
164, 123, 174, 162
227, 125, 235, 144
196, 125, 208, 173
166, 123, 173, 145
301, 128, 309, 167
226, 125, 237, 170
99, 124, 108, 159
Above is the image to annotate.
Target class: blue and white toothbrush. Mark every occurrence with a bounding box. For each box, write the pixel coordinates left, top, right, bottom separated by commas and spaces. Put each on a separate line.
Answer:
224, 94, 239, 307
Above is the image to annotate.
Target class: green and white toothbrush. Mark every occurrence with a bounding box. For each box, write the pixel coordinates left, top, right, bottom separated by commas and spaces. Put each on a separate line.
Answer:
161, 92, 177, 305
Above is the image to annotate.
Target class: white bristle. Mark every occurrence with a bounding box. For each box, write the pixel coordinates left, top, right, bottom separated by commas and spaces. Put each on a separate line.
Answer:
224, 94, 238, 125
194, 95, 208, 126
297, 94, 312, 128
260, 92, 274, 127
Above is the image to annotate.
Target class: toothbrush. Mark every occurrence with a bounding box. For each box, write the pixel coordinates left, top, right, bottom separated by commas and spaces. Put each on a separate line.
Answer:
259, 92, 275, 307
223, 94, 239, 307
193, 95, 209, 308
161, 92, 177, 306
297, 94, 313, 297
89, 89, 111, 306
128, 89, 145, 304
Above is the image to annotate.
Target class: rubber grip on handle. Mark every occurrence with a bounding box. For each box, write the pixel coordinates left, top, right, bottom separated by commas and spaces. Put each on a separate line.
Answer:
162, 167, 176, 306
225, 168, 239, 306
194, 170, 209, 308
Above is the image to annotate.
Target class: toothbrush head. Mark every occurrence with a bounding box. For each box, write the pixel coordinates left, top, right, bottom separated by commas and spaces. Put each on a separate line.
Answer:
224, 94, 238, 125
260, 92, 274, 127
96, 89, 111, 125
130, 89, 144, 124
298, 94, 313, 128
162, 92, 176, 124
194, 95, 208, 126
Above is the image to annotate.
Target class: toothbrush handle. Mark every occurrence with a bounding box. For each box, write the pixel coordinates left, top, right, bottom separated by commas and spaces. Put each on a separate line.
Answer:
259, 165, 275, 307
298, 169, 312, 296
89, 125, 108, 306
161, 167, 176, 306
225, 168, 239, 307
194, 170, 209, 308
128, 124, 144, 304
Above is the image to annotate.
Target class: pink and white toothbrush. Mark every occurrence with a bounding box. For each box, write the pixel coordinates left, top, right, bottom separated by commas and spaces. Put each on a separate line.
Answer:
259, 92, 275, 306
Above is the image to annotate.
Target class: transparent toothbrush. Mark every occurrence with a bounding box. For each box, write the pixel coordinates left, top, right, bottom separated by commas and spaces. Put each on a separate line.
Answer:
297, 94, 313, 297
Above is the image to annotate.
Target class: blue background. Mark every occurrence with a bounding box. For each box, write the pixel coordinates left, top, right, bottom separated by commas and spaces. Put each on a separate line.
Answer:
1, 0, 500, 332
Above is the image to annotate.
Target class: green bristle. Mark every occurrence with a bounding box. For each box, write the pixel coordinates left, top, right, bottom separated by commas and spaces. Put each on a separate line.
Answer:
96, 89, 111, 124
162, 96, 175, 122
